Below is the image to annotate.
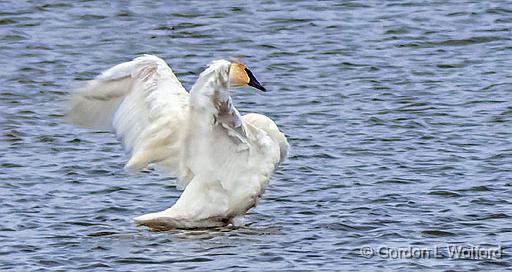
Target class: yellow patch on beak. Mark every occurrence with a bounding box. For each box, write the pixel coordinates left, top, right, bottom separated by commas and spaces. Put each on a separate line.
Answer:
229, 63, 250, 87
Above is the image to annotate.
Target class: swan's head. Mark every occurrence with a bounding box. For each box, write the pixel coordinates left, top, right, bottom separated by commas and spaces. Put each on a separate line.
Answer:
229, 62, 266, 92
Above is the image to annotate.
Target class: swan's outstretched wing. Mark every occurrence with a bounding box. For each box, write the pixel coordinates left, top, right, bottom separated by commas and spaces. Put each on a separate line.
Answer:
66, 55, 189, 174
242, 113, 289, 164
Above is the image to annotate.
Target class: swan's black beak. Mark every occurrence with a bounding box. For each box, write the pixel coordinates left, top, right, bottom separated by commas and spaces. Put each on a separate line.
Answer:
245, 68, 267, 92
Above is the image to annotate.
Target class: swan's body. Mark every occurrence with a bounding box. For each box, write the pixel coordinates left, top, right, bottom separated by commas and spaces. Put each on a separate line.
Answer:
66, 55, 288, 230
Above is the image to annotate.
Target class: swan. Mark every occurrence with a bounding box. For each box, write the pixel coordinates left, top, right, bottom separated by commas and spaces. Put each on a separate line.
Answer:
65, 55, 289, 230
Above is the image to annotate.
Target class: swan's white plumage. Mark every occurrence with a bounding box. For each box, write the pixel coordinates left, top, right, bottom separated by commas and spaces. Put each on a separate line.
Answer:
65, 55, 288, 229
66, 55, 189, 175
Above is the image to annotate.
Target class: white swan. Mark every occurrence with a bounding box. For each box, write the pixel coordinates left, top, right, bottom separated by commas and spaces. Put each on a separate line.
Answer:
66, 55, 289, 230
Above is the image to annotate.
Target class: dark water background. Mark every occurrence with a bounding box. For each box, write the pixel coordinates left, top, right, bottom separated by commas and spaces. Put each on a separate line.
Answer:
1, 0, 512, 271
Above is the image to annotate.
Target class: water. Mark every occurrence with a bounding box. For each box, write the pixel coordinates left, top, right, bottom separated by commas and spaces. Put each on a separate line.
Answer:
1, 0, 512, 270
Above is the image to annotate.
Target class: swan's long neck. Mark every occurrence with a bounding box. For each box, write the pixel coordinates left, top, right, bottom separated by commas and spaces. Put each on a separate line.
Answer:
190, 60, 230, 117
188, 60, 243, 130
181, 60, 240, 179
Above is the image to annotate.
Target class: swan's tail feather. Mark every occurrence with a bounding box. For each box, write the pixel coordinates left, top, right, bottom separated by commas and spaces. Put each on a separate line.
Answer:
134, 212, 228, 230
133, 213, 182, 231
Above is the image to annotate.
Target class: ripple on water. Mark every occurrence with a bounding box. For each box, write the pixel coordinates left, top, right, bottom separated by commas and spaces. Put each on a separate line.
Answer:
1, 0, 512, 271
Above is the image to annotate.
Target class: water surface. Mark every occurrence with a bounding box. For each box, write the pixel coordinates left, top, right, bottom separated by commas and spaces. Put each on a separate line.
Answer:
1, 0, 512, 271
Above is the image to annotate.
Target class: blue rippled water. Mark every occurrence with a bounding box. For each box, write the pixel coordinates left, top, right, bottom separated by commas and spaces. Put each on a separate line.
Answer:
1, 0, 512, 271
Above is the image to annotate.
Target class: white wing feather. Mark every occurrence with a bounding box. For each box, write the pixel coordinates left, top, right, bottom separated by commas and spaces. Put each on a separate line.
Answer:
66, 55, 189, 174
242, 113, 289, 164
